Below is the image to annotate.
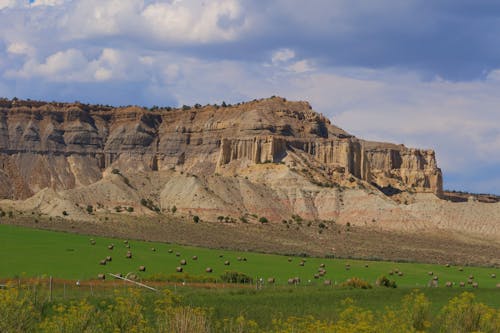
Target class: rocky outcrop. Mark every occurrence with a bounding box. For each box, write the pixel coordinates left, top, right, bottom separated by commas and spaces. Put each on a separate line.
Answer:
0, 96, 442, 199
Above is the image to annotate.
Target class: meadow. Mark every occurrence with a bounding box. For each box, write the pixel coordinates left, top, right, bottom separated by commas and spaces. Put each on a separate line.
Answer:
0, 223, 498, 288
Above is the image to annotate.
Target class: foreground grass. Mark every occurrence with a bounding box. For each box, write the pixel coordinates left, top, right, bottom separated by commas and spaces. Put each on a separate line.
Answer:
0, 224, 498, 290
176, 286, 500, 325
1, 282, 500, 332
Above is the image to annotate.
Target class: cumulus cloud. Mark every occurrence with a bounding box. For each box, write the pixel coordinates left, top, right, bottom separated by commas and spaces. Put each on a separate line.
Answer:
52, 0, 249, 44
0, 0, 22, 10
271, 49, 295, 64
7, 48, 145, 82
7, 42, 34, 56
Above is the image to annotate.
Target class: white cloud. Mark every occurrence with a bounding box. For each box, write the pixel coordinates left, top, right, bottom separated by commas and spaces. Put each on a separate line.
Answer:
53, 0, 249, 44
7, 42, 34, 56
142, 0, 247, 43
7, 47, 139, 82
0, 0, 22, 10
271, 48, 295, 64
287, 60, 314, 73
17, 49, 88, 79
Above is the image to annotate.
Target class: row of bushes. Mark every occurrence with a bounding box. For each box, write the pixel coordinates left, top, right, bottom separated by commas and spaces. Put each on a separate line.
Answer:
1, 284, 499, 332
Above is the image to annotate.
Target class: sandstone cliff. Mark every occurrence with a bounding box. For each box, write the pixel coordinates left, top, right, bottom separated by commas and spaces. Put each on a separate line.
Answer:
0, 96, 442, 200
2, 97, 499, 245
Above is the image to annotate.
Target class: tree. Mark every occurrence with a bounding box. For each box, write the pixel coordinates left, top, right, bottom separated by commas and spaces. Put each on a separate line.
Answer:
259, 217, 269, 224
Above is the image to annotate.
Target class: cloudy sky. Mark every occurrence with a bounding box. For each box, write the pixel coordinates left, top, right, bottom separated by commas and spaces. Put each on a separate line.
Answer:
0, 0, 499, 194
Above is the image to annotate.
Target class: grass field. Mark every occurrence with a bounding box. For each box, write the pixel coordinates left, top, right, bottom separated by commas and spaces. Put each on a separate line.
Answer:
1, 223, 499, 289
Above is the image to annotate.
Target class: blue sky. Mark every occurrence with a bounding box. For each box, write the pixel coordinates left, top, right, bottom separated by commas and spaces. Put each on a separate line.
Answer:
1, 0, 499, 194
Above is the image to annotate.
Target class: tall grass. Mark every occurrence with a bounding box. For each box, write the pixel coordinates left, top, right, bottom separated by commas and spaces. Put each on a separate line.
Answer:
2, 282, 499, 332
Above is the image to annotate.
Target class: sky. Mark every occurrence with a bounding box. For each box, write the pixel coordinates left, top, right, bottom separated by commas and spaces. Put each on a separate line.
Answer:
0, 0, 499, 194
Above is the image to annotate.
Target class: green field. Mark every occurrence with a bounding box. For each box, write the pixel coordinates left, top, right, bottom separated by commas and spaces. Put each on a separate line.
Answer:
0, 223, 498, 289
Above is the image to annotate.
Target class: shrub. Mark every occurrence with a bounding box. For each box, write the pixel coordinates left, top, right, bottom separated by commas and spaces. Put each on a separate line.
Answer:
100, 289, 149, 333
438, 292, 500, 333
193, 215, 200, 223
0, 283, 38, 332
376, 275, 397, 288
171, 206, 177, 213
140, 198, 161, 212
214, 315, 259, 333
401, 290, 431, 331
126, 206, 134, 213
111, 169, 120, 174
62, 211, 68, 216
341, 277, 372, 289
220, 271, 253, 284
156, 306, 210, 333
259, 217, 269, 224
86, 205, 93, 214
38, 300, 96, 333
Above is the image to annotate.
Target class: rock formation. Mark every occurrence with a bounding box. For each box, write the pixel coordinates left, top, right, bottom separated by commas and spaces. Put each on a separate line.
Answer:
0, 96, 442, 200
1, 96, 499, 245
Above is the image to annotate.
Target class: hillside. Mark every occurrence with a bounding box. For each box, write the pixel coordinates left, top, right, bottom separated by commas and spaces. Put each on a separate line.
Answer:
0, 96, 498, 264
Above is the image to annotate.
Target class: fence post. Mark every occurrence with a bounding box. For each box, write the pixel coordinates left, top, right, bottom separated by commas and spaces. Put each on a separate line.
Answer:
49, 276, 53, 302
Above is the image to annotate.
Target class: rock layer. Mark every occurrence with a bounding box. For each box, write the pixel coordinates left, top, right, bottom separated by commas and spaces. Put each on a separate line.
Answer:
0, 97, 442, 200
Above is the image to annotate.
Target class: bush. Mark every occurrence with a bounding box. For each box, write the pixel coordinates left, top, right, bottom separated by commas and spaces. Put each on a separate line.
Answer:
158, 307, 210, 333
401, 290, 431, 331
140, 198, 161, 212
193, 215, 200, 223
86, 205, 93, 214
376, 275, 397, 288
0, 283, 38, 332
438, 292, 500, 333
39, 300, 95, 333
259, 217, 269, 224
220, 271, 253, 284
341, 277, 372, 289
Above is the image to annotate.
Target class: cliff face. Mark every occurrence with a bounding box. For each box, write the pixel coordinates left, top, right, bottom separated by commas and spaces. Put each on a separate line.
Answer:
0, 97, 442, 200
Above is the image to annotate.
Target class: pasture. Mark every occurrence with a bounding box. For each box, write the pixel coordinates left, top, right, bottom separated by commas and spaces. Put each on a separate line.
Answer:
0, 223, 498, 292
0, 224, 498, 289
